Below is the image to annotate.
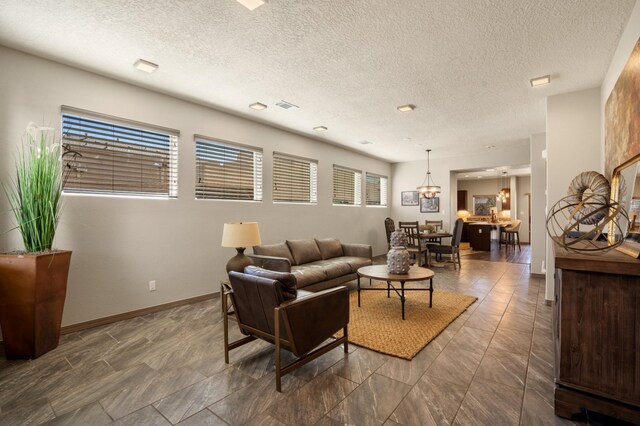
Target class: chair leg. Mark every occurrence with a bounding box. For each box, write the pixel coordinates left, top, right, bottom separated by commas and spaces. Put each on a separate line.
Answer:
451, 248, 457, 270
343, 325, 349, 353
516, 232, 521, 251
275, 308, 282, 392
223, 288, 230, 364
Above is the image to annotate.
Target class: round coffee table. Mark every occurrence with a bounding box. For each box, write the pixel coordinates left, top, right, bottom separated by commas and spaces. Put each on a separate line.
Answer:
356, 265, 435, 320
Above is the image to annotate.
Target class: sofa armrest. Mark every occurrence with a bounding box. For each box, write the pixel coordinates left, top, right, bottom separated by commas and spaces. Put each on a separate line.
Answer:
342, 243, 372, 259
278, 286, 349, 356
248, 254, 292, 273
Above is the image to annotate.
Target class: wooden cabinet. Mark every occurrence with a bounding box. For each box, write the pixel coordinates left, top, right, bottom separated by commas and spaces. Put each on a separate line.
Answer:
553, 243, 640, 423
457, 190, 467, 211
468, 223, 492, 251
461, 222, 470, 243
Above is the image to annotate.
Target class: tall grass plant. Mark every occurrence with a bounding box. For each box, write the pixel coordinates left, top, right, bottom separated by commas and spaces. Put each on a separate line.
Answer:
4, 123, 63, 252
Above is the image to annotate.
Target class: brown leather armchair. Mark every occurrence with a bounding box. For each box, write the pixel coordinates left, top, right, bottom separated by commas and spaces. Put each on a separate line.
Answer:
223, 268, 349, 391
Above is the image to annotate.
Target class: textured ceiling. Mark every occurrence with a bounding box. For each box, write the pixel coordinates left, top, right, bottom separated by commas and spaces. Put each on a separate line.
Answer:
0, 0, 635, 163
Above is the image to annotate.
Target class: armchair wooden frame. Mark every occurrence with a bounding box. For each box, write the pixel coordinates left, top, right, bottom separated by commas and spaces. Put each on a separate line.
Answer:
222, 281, 349, 392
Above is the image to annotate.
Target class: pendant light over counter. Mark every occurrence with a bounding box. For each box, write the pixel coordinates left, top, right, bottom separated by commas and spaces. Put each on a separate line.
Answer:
497, 171, 510, 203
417, 149, 441, 198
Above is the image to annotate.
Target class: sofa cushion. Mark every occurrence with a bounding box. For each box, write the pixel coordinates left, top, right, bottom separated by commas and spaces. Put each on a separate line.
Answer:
290, 265, 327, 288
315, 238, 344, 259
309, 260, 352, 280
253, 242, 295, 265
244, 265, 297, 300
286, 239, 322, 265
336, 256, 373, 273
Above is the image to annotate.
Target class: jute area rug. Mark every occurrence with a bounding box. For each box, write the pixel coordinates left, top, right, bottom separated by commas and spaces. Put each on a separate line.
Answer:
337, 282, 477, 360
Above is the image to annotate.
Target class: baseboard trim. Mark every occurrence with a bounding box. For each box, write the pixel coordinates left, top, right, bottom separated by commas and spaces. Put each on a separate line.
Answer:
60, 292, 218, 335
530, 273, 545, 279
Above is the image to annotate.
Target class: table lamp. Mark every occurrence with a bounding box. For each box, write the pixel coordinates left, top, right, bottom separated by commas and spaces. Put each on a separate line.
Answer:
221, 222, 262, 273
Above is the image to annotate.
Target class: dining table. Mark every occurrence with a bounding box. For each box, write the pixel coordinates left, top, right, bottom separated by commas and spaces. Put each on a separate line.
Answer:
419, 231, 453, 244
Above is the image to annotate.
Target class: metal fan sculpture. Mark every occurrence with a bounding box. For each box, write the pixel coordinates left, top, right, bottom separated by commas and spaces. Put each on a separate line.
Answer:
546, 171, 628, 253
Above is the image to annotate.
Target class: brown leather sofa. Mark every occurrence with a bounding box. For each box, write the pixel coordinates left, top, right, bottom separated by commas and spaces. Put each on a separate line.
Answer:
249, 238, 372, 292
223, 267, 349, 391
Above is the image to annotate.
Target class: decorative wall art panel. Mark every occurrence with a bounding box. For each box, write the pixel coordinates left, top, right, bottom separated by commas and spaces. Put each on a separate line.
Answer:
605, 37, 640, 178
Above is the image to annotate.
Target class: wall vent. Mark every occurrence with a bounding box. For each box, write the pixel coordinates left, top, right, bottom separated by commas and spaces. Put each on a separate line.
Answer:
276, 100, 300, 110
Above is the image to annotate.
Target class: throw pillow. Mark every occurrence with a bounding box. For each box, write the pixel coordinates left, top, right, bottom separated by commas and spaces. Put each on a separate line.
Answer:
315, 238, 344, 259
286, 239, 323, 265
252, 242, 295, 265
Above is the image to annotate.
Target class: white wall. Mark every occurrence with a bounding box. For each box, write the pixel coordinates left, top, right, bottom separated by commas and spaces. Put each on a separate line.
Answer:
0, 46, 391, 326
530, 133, 546, 275
542, 2, 640, 300
391, 145, 530, 233
515, 176, 531, 244
545, 88, 601, 301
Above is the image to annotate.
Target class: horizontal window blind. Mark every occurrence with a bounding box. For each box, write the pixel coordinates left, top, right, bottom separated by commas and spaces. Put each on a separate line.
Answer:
273, 153, 318, 203
61, 112, 178, 198
195, 137, 263, 201
366, 173, 388, 206
333, 165, 361, 206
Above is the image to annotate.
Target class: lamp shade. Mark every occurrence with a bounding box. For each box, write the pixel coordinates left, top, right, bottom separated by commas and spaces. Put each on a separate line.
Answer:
221, 222, 261, 248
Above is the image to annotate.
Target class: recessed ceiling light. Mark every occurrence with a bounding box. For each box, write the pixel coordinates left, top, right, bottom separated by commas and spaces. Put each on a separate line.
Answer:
313, 126, 328, 132
237, 0, 265, 11
465, 175, 470, 178
359, 140, 374, 145
485, 168, 495, 172
133, 59, 158, 73
397, 104, 416, 112
249, 102, 267, 110
530, 75, 551, 87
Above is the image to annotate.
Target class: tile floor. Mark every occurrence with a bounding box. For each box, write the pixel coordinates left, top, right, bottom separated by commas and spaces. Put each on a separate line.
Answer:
0, 258, 582, 425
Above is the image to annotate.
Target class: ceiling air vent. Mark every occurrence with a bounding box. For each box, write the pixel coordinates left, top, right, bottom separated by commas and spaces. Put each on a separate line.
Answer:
275, 100, 300, 110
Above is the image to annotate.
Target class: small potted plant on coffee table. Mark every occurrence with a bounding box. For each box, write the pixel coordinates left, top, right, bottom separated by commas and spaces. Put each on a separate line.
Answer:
0, 123, 71, 359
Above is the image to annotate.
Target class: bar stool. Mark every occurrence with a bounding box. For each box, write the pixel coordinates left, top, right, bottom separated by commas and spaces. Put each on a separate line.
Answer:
502, 219, 522, 251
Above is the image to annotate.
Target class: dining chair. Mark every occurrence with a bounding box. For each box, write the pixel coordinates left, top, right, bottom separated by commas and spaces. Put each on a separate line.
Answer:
398, 221, 429, 267
384, 217, 395, 250
425, 220, 443, 232
429, 218, 464, 269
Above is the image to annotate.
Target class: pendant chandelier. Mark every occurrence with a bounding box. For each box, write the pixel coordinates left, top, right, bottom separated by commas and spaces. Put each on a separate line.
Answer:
497, 171, 510, 203
417, 149, 441, 198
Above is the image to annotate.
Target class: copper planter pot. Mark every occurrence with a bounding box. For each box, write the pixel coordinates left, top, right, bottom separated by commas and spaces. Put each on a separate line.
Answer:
0, 250, 71, 359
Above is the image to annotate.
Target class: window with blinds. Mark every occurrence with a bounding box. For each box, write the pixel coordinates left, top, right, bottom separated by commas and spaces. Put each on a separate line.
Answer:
366, 173, 388, 206
273, 153, 318, 203
61, 110, 179, 198
333, 165, 362, 206
195, 136, 263, 201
